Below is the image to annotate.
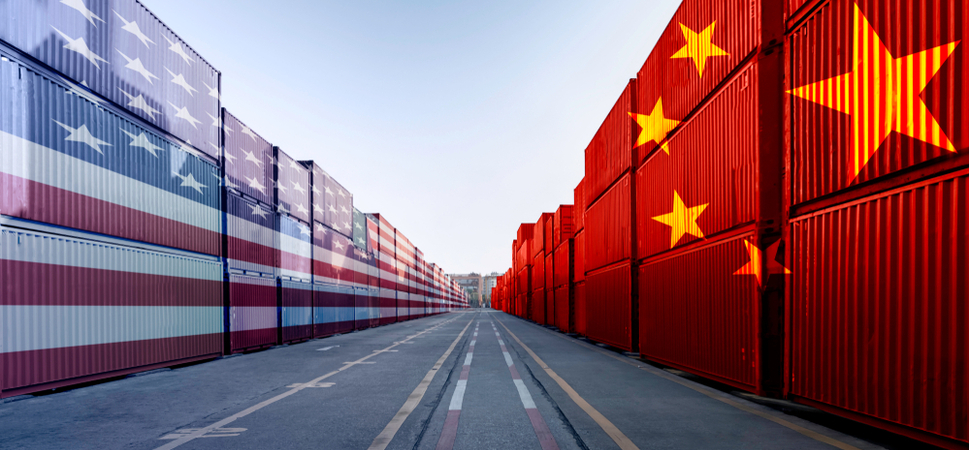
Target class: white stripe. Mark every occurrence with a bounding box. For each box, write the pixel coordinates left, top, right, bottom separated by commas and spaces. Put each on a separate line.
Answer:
230, 306, 278, 332
449, 379, 467, 410
464, 353, 474, 366
226, 214, 275, 247
2, 305, 222, 353
282, 307, 313, 327
312, 307, 357, 324
513, 379, 537, 409
0, 131, 219, 232
1, 228, 222, 281
503, 352, 514, 367
279, 233, 312, 258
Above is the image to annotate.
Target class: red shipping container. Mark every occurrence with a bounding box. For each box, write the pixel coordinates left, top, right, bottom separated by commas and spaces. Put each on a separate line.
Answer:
586, 262, 633, 351
532, 253, 544, 297
788, 172, 968, 447
545, 253, 555, 324
787, 0, 966, 211
554, 285, 571, 333
553, 205, 574, 249
585, 81, 636, 207
639, 232, 766, 393
574, 281, 587, 336
518, 223, 534, 246
544, 213, 554, 255
634, 0, 771, 162
586, 173, 632, 273
574, 230, 586, 283
574, 178, 586, 231
534, 214, 553, 258
637, 62, 766, 260
532, 287, 545, 324
553, 240, 572, 288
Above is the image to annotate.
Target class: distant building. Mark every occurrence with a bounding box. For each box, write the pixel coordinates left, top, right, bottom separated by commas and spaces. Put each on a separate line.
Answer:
449, 273, 483, 307
483, 272, 500, 306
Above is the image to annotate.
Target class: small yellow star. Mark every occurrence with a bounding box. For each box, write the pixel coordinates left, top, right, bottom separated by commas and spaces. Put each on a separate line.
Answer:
671, 21, 729, 77
652, 191, 708, 248
629, 97, 680, 154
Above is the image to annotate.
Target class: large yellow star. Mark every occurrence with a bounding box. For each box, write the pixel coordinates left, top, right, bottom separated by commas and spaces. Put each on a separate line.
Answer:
652, 191, 708, 248
670, 21, 729, 77
733, 239, 790, 287
788, 3, 958, 181
629, 97, 680, 154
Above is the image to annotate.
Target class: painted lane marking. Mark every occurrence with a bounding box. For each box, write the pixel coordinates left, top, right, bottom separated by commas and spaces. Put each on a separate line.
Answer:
286, 382, 335, 388
436, 322, 480, 450
368, 315, 477, 450
317, 345, 339, 351
492, 322, 559, 450
160, 428, 245, 439
155, 315, 458, 450
344, 361, 377, 365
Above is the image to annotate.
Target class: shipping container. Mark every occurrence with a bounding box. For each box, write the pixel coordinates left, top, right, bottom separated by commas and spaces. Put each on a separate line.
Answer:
225, 193, 276, 275
0, 0, 221, 159
574, 178, 586, 231
0, 226, 221, 398
517, 223, 534, 247
788, 172, 968, 447
533, 215, 547, 258
278, 213, 312, 282
0, 50, 221, 255
227, 274, 277, 354
554, 240, 572, 289
544, 252, 554, 324
586, 173, 632, 272
574, 230, 586, 283
553, 205, 574, 249
353, 287, 372, 330
786, 0, 967, 212
313, 167, 353, 238
275, 147, 311, 224
586, 262, 633, 351
223, 110, 274, 205
544, 212, 554, 255
379, 288, 397, 325
585, 81, 635, 206
554, 284, 571, 333
353, 208, 367, 250
313, 283, 355, 337
574, 281, 587, 336
281, 280, 313, 343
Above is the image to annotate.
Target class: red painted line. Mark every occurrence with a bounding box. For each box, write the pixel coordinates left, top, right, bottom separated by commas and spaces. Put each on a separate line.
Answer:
435, 323, 479, 450
435, 410, 462, 450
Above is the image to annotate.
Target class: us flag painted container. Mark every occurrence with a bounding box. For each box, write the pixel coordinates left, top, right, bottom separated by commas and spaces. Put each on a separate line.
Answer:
313, 283, 354, 337
586, 262, 633, 351
281, 280, 312, 344
313, 222, 354, 286
0, 0, 221, 159
635, 63, 760, 260
585, 173, 631, 273
366, 215, 379, 257
222, 110, 273, 205
313, 167, 353, 238
553, 205, 574, 249
370, 214, 398, 291
585, 81, 635, 206
788, 172, 968, 447
0, 226, 221, 398
227, 273, 276, 353
353, 287, 371, 330
274, 148, 310, 224
225, 193, 276, 275
786, 0, 967, 212
278, 213, 311, 282
0, 51, 220, 255
352, 208, 367, 250
379, 288, 397, 325
633, 0, 766, 162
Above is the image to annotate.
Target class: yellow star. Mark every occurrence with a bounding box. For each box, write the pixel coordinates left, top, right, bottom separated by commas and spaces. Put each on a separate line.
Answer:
733, 239, 790, 286
671, 21, 729, 77
652, 191, 708, 248
629, 97, 680, 154
787, 4, 958, 180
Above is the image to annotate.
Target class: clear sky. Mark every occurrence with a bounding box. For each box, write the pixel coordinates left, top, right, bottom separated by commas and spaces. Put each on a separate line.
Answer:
140, 0, 680, 274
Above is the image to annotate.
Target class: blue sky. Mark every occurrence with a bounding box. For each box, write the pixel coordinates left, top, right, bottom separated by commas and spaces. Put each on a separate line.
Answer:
141, 0, 680, 274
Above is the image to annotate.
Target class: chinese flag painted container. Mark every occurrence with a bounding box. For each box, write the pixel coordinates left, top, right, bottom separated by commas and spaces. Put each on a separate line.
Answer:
533, 215, 547, 258
787, 0, 967, 212
225, 193, 276, 276
0, 227, 221, 398
573, 230, 586, 283
586, 262, 632, 351
574, 281, 587, 336
0, 52, 221, 256
544, 213, 554, 256
313, 283, 355, 337
0, 0, 221, 159
554, 285, 571, 333
554, 240, 573, 332
788, 172, 968, 447
532, 252, 545, 323
281, 280, 313, 344
553, 205, 574, 249
634, 0, 769, 161
275, 148, 311, 225
586, 173, 632, 272
585, 81, 635, 206
553, 240, 572, 289
228, 274, 277, 354
544, 252, 555, 324
223, 110, 274, 206
574, 179, 586, 232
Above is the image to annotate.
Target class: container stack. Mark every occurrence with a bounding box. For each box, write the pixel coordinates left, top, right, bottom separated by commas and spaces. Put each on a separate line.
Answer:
495, 0, 965, 446
309, 164, 356, 335
370, 214, 398, 324
552, 205, 574, 331
275, 147, 312, 344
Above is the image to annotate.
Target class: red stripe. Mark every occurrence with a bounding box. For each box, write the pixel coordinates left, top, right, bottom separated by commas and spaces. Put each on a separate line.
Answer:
226, 235, 276, 268
229, 280, 277, 308
0, 173, 219, 255
2, 333, 221, 393
1, 259, 221, 306
435, 410, 462, 450
282, 325, 312, 343
230, 329, 277, 353
525, 408, 559, 450
314, 290, 355, 308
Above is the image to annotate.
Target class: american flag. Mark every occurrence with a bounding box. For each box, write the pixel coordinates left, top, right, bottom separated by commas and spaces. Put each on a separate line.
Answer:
223, 110, 274, 206
0, 0, 221, 160
275, 148, 310, 224
312, 166, 354, 238
278, 213, 312, 282
225, 193, 277, 275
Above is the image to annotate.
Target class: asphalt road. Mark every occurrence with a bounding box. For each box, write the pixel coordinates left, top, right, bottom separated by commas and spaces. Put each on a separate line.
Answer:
0, 310, 885, 449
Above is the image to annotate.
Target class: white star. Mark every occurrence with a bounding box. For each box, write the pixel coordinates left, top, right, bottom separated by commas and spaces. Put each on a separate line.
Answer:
223, 151, 236, 165
312, 185, 321, 196
316, 223, 328, 234
164, 68, 197, 96
117, 88, 159, 120
116, 50, 158, 84
242, 150, 263, 167
339, 206, 349, 214
277, 203, 289, 214
291, 181, 306, 195
342, 222, 351, 231
113, 10, 153, 47
328, 205, 337, 214
224, 177, 239, 189
276, 181, 288, 194
338, 189, 347, 198
51, 27, 107, 69
288, 159, 303, 171
202, 81, 220, 100
240, 126, 258, 142
53, 120, 111, 154
355, 222, 363, 230
161, 35, 194, 65
206, 112, 221, 128
172, 172, 206, 194
313, 203, 324, 215
266, 155, 277, 166
299, 224, 311, 237
61, 0, 104, 27
119, 128, 162, 157
296, 202, 309, 216
324, 186, 334, 197
334, 240, 345, 250
167, 102, 201, 128
245, 175, 266, 194
248, 203, 268, 219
